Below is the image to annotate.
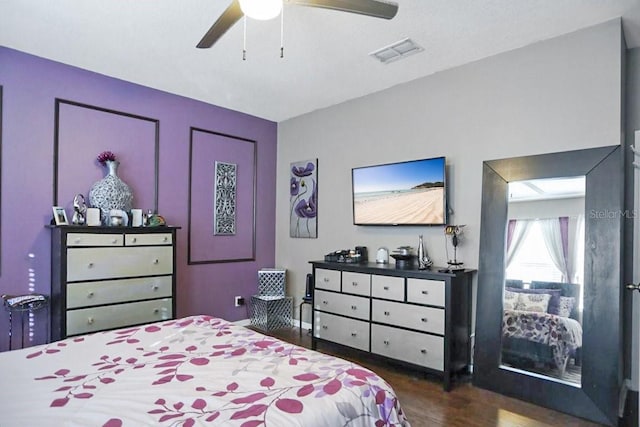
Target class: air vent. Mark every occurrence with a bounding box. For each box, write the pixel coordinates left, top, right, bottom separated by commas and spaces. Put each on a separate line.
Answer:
369, 38, 424, 64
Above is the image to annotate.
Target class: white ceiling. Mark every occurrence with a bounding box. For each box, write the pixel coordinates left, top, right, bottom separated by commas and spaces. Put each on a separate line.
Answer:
2, 0, 640, 122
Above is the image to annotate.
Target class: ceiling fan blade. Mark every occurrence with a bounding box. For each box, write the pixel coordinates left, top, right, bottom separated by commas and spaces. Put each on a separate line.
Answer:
288, 0, 398, 20
196, 0, 244, 49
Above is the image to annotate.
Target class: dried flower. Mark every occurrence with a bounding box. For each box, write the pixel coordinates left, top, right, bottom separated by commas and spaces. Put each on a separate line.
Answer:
97, 151, 116, 164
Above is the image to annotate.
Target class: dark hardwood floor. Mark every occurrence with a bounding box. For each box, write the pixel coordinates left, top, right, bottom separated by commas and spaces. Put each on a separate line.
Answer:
260, 326, 602, 427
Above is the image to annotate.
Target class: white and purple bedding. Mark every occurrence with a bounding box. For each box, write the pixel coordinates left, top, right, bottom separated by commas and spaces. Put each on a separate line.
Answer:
502, 309, 582, 373
0, 315, 409, 426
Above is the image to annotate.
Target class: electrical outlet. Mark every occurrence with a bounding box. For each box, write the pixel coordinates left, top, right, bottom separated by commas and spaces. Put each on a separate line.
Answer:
234, 296, 245, 307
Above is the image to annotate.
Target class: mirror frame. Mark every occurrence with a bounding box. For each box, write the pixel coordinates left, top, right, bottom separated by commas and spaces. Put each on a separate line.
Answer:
473, 146, 622, 426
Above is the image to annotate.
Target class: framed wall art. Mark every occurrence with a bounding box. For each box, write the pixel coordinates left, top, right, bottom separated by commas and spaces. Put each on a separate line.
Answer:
290, 158, 318, 238
213, 161, 237, 235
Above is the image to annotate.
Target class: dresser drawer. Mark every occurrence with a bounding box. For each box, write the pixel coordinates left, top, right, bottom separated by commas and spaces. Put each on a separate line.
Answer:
67, 233, 123, 247
314, 311, 369, 352
342, 272, 371, 296
371, 324, 444, 371
372, 299, 444, 334
66, 298, 173, 336
67, 246, 173, 282
407, 279, 445, 307
125, 233, 172, 246
314, 289, 369, 320
315, 269, 341, 292
67, 275, 173, 309
371, 275, 404, 301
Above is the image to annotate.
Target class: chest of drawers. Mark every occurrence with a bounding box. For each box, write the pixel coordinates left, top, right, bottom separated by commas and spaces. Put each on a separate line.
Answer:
310, 261, 473, 391
50, 226, 179, 340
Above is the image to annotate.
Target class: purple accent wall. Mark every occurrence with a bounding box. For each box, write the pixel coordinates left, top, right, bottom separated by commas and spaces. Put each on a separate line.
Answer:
0, 47, 277, 351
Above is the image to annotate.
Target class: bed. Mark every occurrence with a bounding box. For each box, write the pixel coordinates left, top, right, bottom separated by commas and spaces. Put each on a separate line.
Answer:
0, 315, 410, 426
501, 281, 583, 377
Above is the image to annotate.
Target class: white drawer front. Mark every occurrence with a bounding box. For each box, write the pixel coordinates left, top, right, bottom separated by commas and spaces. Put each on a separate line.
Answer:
67, 233, 123, 247
371, 324, 444, 371
407, 279, 445, 307
315, 269, 341, 292
371, 275, 404, 301
372, 300, 444, 335
314, 290, 369, 320
126, 233, 172, 246
66, 298, 173, 336
342, 272, 371, 296
67, 276, 173, 309
67, 246, 173, 282
314, 311, 369, 352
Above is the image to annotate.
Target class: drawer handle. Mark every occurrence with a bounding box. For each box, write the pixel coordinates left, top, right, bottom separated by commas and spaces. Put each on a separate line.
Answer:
352, 282, 358, 286
132, 237, 137, 243
322, 325, 328, 330
384, 311, 390, 316
322, 300, 328, 305
87, 262, 94, 268
152, 284, 159, 291
351, 332, 357, 337
153, 259, 159, 265
351, 305, 357, 310
74, 238, 81, 244
421, 317, 428, 322
420, 349, 427, 354
383, 286, 389, 290
383, 340, 390, 345
112, 238, 118, 244
153, 308, 159, 314
87, 292, 94, 299
323, 278, 329, 282
87, 317, 94, 325
163, 236, 168, 242
422, 290, 429, 295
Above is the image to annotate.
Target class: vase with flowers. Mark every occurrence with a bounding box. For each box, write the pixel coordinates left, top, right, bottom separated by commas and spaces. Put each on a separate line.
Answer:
89, 151, 133, 225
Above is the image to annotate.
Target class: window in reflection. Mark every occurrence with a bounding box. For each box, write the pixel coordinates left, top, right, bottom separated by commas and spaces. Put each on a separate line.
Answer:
501, 176, 585, 386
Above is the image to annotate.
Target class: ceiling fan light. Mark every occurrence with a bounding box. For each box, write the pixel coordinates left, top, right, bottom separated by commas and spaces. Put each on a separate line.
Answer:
239, 0, 282, 20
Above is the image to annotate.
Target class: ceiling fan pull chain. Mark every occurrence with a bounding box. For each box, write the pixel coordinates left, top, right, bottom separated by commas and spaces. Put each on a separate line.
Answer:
280, 5, 284, 58
243, 15, 247, 61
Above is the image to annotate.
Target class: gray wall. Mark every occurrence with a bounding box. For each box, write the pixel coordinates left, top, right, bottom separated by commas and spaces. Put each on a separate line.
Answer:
276, 17, 624, 369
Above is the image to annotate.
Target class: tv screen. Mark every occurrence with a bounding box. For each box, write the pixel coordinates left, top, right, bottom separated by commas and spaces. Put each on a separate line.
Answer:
352, 156, 447, 226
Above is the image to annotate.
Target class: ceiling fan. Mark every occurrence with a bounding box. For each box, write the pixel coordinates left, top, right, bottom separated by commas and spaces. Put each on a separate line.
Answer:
196, 0, 399, 49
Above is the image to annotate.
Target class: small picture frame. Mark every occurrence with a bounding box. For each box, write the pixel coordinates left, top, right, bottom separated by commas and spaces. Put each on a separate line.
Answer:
52, 206, 68, 226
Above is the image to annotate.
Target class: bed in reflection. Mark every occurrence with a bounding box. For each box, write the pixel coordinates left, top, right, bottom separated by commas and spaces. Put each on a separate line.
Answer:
501, 280, 582, 381
0, 315, 409, 426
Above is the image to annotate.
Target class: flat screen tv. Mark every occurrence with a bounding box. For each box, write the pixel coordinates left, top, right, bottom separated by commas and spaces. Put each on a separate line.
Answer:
351, 156, 447, 226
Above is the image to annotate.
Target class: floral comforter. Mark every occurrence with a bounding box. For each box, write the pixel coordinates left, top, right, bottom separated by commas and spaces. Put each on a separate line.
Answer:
0, 315, 409, 426
502, 310, 582, 374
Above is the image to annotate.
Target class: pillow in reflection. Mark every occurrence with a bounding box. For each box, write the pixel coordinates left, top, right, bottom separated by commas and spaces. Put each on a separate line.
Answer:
556, 296, 576, 318
504, 290, 520, 310
517, 292, 552, 313
507, 287, 562, 314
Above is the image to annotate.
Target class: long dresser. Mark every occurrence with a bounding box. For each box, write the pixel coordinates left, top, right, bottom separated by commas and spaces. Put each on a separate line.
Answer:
50, 226, 179, 341
310, 261, 474, 391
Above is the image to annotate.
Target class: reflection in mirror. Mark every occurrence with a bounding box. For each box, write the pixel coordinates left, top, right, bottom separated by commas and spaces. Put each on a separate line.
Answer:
500, 176, 585, 386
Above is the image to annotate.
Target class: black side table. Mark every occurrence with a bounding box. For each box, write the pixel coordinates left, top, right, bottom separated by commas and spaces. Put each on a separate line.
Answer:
2, 294, 49, 350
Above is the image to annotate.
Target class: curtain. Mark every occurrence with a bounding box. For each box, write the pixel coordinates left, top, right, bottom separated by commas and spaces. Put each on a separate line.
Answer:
506, 219, 531, 268
539, 218, 570, 282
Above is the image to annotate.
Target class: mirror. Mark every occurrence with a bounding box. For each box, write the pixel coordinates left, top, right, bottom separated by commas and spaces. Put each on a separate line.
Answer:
473, 146, 622, 426
501, 176, 585, 386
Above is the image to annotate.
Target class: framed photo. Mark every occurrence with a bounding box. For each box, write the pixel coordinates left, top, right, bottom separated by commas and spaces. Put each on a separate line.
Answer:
52, 206, 68, 226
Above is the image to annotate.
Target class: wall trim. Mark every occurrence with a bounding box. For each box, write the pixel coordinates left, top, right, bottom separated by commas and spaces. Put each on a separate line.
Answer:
53, 98, 160, 210
187, 127, 257, 264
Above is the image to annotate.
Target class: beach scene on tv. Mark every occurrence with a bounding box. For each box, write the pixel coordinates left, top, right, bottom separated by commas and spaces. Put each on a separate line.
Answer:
352, 157, 446, 225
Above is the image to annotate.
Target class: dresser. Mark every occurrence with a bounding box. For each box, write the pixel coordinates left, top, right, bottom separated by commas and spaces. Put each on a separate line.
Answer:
310, 261, 474, 391
50, 226, 179, 341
